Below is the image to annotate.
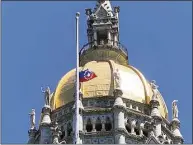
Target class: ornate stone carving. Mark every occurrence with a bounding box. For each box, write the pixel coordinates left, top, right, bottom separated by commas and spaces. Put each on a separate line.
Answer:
172, 100, 179, 119
29, 109, 36, 129
113, 68, 121, 89
41, 86, 52, 106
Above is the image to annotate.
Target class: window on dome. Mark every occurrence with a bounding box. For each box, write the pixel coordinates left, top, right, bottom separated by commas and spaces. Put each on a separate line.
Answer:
105, 117, 112, 131
135, 121, 140, 135
95, 117, 102, 131
60, 131, 65, 139
86, 118, 93, 132
126, 124, 131, 133
135, 128, 140, 135
143, 130, 148, 137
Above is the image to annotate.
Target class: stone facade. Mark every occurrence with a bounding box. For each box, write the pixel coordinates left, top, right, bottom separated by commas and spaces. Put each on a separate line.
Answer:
28, 94, 183, 144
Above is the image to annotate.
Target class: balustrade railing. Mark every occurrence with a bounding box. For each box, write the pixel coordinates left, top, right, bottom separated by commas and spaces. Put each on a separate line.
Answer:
79, 41, 128, 57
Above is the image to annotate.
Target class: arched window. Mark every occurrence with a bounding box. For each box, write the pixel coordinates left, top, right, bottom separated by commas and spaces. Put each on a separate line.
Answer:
105, 117, 112, 131
135, 121, 140, 135
164, 141, 169, 144
125, 119, 131, 133
60, 126, 65, 139
86, 118, 93, 132
95, 117, 102, 131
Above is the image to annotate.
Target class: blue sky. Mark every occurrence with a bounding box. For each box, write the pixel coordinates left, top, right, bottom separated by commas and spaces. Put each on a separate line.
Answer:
2, 1, 192, 144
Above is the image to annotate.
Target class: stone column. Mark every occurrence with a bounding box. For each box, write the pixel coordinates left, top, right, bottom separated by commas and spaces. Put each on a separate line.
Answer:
94, 30, 97, 46
39, 106, 52, 144
114, 34, 118, 47
92, 117, 96, 132
101, 117, 106, 131
79, 113, 83, 131
139, 123, 144, 136
129, 104, 132, 109
83, 122, 86, 132
136, 106, 139, 111
65, 125, 67, 137
130, 119, 136, 135
113, 89, 126, 144
107, 30, 112, 45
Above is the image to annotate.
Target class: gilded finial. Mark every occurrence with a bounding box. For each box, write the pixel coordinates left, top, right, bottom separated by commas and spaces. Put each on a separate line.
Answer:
76, 12, 80, 18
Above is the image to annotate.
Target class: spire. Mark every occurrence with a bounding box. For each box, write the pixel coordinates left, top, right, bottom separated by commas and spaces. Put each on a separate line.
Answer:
85, 0, 121, 47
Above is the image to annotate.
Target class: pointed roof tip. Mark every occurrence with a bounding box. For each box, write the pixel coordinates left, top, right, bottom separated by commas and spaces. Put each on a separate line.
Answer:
94, 0, 113, 16
97, 0, 112, 7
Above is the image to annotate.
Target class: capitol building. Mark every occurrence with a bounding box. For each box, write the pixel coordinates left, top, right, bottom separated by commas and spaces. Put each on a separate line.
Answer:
27, 0, 184, 144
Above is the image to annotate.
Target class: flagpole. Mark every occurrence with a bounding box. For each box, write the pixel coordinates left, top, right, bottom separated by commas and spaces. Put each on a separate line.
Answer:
74, 12, 80, 144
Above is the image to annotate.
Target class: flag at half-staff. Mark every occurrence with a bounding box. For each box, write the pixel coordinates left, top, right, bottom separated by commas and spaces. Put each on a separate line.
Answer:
79, 69, 97, 82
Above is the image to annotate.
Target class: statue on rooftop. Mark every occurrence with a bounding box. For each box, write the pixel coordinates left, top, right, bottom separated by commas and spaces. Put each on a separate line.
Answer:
150, 80, 159, 100
41, 86, 51, 106
172, 100, 179, 119
113, 68, 122, 89
29, 109, 35, 129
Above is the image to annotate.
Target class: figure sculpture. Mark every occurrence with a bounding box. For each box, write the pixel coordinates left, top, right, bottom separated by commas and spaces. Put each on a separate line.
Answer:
150, 80, 159, 100
130, 119, 136, 134
29, 109, 35, 129
113, 68, 121, 89
172, 100, 179, 119
41, 86, 51, 106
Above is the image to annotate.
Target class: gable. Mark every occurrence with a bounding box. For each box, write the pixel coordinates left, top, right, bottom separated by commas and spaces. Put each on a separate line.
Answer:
95, 6, 108, 18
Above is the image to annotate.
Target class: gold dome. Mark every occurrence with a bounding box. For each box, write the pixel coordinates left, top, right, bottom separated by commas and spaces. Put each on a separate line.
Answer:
51, 60, 168, 118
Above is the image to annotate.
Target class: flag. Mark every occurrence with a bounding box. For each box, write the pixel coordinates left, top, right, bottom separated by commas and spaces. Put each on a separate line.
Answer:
79, 69, 97, 82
